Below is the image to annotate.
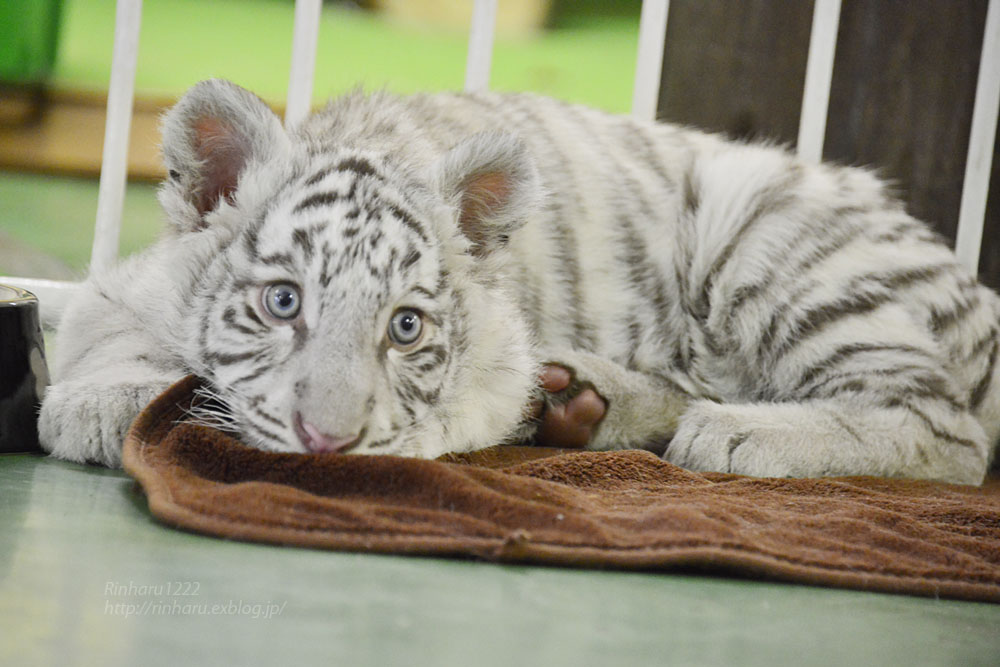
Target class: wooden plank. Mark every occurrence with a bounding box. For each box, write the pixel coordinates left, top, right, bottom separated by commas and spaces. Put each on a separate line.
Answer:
656, 0, 812, 141
0, 88, 165, 181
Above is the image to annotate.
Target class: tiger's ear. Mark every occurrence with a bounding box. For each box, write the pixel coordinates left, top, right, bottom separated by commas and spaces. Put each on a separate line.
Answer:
434, 131, 542, 257
159, 79, 287, 232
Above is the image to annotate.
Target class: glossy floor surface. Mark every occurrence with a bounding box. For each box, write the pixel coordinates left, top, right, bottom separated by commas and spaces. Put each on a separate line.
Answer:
2, 453, 999, 666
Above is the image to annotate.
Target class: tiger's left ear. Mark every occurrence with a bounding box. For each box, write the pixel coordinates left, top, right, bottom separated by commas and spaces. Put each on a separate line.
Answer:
159, 79, 288, 233
434, 131, 542, 257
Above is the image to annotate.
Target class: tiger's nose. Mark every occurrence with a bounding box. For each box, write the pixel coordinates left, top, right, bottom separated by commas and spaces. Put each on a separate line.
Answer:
293, 412, 361, 453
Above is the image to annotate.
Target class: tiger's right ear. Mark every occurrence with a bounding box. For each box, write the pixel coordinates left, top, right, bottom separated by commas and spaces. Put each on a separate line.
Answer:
159, 79, 288, 232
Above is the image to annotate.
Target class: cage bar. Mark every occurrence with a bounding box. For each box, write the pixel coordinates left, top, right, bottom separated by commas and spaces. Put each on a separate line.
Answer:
631, 0, 670, 121
90, 0, 142, 275
797, 0, 841, 163
464, 0, 496, 92
285, 0, 322, 127
955, 0, 1000, 275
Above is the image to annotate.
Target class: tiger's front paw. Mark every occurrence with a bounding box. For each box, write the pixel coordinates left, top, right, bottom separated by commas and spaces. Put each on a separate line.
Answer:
665, 401, 801, 477
530, 364, 607, 449
38, 380, 169, 467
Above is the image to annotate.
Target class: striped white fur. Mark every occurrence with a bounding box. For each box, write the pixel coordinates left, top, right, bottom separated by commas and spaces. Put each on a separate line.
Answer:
39, 80, 1000, 484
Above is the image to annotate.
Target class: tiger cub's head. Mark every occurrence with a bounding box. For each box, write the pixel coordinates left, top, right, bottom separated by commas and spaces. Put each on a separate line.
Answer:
159, 79, 542, 457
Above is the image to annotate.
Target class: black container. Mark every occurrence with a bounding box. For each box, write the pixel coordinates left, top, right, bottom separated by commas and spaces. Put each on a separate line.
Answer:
0, 285, 49, 453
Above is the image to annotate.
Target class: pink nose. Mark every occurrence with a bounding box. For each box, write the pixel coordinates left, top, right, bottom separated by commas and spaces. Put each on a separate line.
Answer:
293, 412, 361, 453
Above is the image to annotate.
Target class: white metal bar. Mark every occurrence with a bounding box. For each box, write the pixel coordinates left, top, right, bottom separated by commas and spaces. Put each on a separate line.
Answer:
285, 0, 322, 126
90, 0, 142, 275
631, 0, 670, 121
955, 0, 1000, 275
464, 0, 496, 93
797, 0, 842, 163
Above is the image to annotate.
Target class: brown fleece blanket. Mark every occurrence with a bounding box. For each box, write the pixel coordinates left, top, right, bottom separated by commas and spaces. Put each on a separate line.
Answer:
123, 376, 1000, 603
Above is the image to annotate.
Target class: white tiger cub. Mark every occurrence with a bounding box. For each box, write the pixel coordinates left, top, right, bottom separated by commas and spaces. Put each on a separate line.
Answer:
39, 79, 1000, 484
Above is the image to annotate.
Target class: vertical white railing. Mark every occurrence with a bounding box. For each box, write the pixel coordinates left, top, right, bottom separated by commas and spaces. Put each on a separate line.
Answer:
631, 0, 670, 121
90, 0, 142, 275
797, 0, 842, 163
955, 0, 1000, 275
285, 0, 322, 127
464, 0, 496, 92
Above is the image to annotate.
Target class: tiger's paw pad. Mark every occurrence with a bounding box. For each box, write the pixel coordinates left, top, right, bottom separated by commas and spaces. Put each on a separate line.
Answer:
532, 363, 607, 449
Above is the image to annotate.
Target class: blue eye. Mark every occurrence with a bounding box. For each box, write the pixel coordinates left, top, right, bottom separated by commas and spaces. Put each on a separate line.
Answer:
388, 309, 423, 347
262, 283, 301, 320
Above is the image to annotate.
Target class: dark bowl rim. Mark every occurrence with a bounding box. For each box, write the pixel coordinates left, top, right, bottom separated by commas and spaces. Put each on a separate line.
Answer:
0, 284, 38, 306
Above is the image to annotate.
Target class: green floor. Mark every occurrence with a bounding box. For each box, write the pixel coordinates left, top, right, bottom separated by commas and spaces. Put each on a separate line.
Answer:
2, 452, 999, 667
0, 172, 161, 276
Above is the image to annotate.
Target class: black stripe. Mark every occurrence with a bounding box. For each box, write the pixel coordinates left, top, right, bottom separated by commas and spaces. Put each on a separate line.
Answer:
395, 377, 440, 406
970, 328, 998, 359
222, 306, 259, 335
682, 169, 700, 217
929, 295, 980, 335
872, 218, 924, 244
827, 410, 866, 447
412, 285, 436, 300
202, 349, 261, 366
618, 217, 671, 336
896, 401, 980, 450
400, 248, 421, 271
770, 265, 948, 359
242, 224, 260, 259
258, 251, 296, 269
803, 364, 928, 400
253, 405, 285, 430
319, 241, 334, 288
970, 337, 998, 410
294, 191, 340, 214
336, 156, 379, 179
243, 418, 285, 447
366, 437, 394, 450
292, 321, 308, 352
616, 118, 676, 194
904, 373, 966, 411
230, 364, 272, 387
303, 166, 333, 188
291, 228, 314, 260
406, 344, 448, 371
243, 303, 264, 327
695, 167, 802, 320
385, 203, 429, 244
870, 264, 948, 291
794, 343, 930, 392
771, 290, 896, 360
733, 221, 864, 316
549, 210, 597, 351
625, 315, 643, 369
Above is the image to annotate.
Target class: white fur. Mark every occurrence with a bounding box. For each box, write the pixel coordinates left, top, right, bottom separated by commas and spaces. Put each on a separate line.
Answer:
40, 80, 1000, 484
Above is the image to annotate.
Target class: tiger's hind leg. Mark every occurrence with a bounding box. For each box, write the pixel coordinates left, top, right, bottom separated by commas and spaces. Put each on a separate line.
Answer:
665, 397, 990, 484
